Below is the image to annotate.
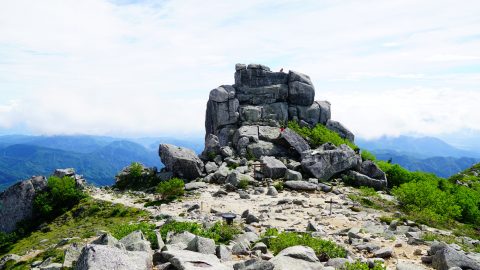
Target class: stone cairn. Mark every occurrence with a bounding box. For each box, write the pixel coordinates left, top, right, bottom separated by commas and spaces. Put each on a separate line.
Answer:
159, 63, 387, 190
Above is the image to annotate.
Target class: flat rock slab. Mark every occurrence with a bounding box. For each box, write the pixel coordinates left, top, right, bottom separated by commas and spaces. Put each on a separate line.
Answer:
162, 249, 230, 270
75, 244, 152, 270
281, 128, 310, 155
284, 181, 317, 191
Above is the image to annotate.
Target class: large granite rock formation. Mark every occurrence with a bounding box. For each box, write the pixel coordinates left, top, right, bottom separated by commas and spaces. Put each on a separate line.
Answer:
158, 63, 386, 189
0, 176, 47, 233
204, 64, 350, 158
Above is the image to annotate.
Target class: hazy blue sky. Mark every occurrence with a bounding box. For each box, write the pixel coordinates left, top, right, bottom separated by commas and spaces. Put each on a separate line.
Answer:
1, 0, 480, 147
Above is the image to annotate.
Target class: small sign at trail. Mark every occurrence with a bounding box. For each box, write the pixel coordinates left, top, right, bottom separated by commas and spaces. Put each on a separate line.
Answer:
252, 163, 266, 180
325, 198, 338, 215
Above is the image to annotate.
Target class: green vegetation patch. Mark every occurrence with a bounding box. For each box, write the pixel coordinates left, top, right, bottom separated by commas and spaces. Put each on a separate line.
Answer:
156, 178, 185, 201
34, 176, 86, 218
288, 121, 357, 150
360, 149, 376, 162
344, 261, 386, 270
347, 187, 396, 211
159, 220, 242, 244
115, 162, 160, 190
263, 228, 347, 260
111, 222, 158, 249
1, 197, 147, 257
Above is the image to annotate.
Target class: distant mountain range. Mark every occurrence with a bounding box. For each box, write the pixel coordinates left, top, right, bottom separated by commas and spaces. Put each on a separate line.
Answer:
357, 136, 480, 178
1, 133, 479, 191
0, 135, 203, 191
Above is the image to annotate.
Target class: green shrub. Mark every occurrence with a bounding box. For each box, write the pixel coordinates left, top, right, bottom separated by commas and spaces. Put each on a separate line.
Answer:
111, 222, 158, 249
159, 221, 241, 244
34, 176, 86, 217
115, 162, 160, 190
288, 121, 357, 150
344, 261, 386, 270
273, 182, 284, 191
264, 230, 346, 260
156, 178, 185, 201
360, 150, 376, 161
238, 178, 249, 189
376, 161, 412, 188
391, 175, 480, 226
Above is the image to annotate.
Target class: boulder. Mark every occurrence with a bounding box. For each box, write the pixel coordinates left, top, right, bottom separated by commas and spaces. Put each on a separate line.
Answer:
326, 120, 354, 142
167, 231, 196, 250
205, 97, 239, 138
63, 243, 84, 268
202, 134, 221, 158
184, 182, 207, 191
431, 245, 480, 270
346, 171, 387, 190
0, 176, 47, 233
358, 160, 386, 181
159, 144, 204, 180
285, 169, 302, 181
296, 103, 320, 126
233, 126, 259, 145
234, 259, 274, 270
247, 141, 287, 159
216, 245, 232, 261
301, 143, 361, 180
269, 246, 324, 270
281, 128, 311, 155
284, 181, 317, 191
288, 81, 315, 106
258, 126, 281, 141
235, 65, 288, 88
120, 230, 152, 252
316, 101, 331, 125
161, 249, 230, 270
92, 233, 125, 250
187, 236, 216, 255
261, 156, 287, 179
75, 244, 153, 270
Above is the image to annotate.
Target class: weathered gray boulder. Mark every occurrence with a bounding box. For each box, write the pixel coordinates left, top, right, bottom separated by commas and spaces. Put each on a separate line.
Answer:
316, 101, 331, 125
430, 244, 480, 270
0, 176, 47, 233
75, 244, 153, 270
326, 120, 354, 142
285, 169, 302, 180
236, 85, 288, 105
269, 246, 324, 270
281, 128, 310, 155
284, 181, 317, 191
358, 160, 386, 181
247, 141, 287, 159
346, 171, 388, 190
261, 156, 287, 179
167, 231, 196, 250
234, 259, 274, 270
301, 143, 361, 180
63, 243, 85, 268
235, 64, 288, 88
159, 144, 204, 180
161, 249, 230, 270
202, 134, 221, 159
120, 230, 152, 253
288, 70, 315, 106
295, 103, 320, 126
258, 126, 281, 141
92, 233, 125, 250
205, 85, 239, 138
187, 235, 216, 255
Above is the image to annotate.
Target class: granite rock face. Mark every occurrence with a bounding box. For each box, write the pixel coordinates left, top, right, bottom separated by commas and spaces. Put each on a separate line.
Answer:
159, 144, 204, 180
203, 64, 352, 158
301, 143, 361, 180
0, 176, 47, 233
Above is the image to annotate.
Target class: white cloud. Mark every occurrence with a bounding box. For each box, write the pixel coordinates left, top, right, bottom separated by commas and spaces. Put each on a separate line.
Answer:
0, 0, 479, 138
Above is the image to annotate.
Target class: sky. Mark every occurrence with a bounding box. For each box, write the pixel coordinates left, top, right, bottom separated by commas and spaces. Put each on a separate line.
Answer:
0, 0, 480, 149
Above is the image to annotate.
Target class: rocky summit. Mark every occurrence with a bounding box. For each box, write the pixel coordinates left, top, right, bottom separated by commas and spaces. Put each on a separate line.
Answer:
159, 63, 387, 190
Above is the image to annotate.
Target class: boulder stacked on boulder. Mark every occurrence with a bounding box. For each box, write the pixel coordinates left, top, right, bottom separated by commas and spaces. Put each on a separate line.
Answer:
158, 63, 387, 190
